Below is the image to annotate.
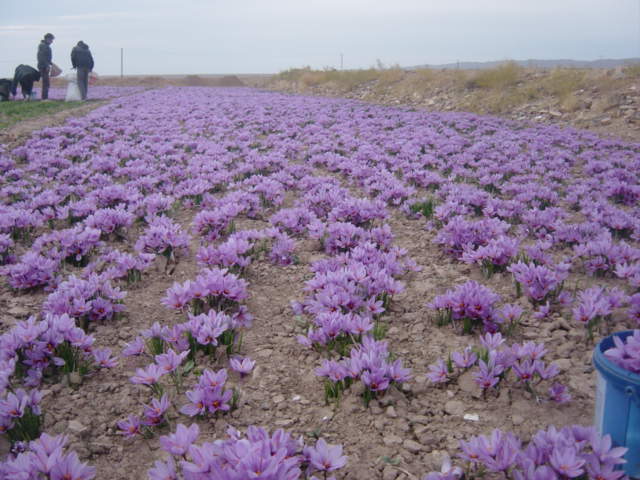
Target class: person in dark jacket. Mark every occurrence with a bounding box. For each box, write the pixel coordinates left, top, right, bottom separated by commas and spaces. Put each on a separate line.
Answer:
37, 32, 54, 99
71, 41, 94, 100
11, 65, 41, 99
0, 79, 11, 101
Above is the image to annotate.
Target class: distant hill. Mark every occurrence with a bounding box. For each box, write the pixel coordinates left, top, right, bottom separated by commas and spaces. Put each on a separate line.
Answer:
411, 58, 640, 70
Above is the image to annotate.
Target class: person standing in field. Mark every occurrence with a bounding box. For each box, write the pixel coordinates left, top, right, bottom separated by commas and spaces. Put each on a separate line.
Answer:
37, 33, 54, 100
71, 41, 94, 100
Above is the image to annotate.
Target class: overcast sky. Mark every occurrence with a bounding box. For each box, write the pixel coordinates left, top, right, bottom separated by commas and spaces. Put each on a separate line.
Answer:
1, 0, 638, 77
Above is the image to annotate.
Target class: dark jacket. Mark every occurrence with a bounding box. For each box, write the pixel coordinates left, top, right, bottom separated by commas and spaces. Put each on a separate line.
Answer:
0, 79, 11, 101
71, 42, 94, 70
11, 65, 41, 96
37, 40, 52, 70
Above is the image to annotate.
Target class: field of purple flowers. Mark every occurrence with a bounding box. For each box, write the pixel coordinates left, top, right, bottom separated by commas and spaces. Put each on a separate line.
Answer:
0, 86, 639, 479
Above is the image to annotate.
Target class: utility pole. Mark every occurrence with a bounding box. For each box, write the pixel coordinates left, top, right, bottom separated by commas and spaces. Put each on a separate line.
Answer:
120, 48, 124, 78
340, 53, 343, 70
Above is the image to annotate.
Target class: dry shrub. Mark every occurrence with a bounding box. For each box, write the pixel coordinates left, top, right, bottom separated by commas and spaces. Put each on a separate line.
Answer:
340, 69, 379, 89
217, 75, 245, 87
464, 89, 530, 114
299, 71, 324, 88
377, 66, 404, 87
396, 69, 436, 98
466, 61, 522, 90
407, 69, 435, 89
275, 67, 311, 82
183, 75, 206, 86
542, 68, 586, 98
559, 93, 584, 113
623, 64, 640, 78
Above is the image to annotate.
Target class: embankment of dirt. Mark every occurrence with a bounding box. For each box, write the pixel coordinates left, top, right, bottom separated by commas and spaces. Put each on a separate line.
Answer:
259, 65, 640, 142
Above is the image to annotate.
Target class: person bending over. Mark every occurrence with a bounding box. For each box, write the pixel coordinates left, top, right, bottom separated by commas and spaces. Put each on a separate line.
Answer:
0, 79, 11, 101
11, 65, 41, 99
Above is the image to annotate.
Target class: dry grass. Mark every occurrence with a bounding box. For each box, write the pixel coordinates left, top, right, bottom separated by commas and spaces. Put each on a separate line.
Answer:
268, 63, 638, 117
275, 67, 380, 92
541, 68, 586, 98
623, 64, 640, 78
465, 61, 523, 90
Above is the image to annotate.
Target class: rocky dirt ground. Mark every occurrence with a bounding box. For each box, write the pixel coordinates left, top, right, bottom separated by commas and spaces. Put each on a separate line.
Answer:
0, 81, 636, 479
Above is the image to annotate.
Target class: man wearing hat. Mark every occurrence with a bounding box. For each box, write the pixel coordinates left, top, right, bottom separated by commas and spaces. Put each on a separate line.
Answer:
37, 33, 54, 99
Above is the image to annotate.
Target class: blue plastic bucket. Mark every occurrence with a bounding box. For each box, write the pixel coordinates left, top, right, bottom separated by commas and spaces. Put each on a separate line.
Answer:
593, 330, 640, 477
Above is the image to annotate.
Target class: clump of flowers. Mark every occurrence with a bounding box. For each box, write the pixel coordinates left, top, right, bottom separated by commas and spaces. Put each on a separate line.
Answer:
574, 234, 640, 277
615, 262, 640, 290
428, 281, 508, 334
180, 368, 236, 417
191, 204, 242, 242
572, 286, 629, 340
117, 394, 172, 437
435, 216, 510, 259
33, 225, 103, 267
270, 207, 319, 236
0, 251, 59, 290
508, 261, 568, 306
0, 233, 15, 265
461, 235, 520, 278
162, 267, 249, 316
629, 293, 640, 324
0, 433, 96, 479
315, 336, 411, 406
183, 310, 239, 359
0, 313, 115, 386
135, 216, 190, 272
604, 330, 640, 373
327, 197, 387, 228
0, 388, 43, 445
148, 424, 347, 480
42, 273, 127, 330
0, 206, 44, 242
316, 221, 369, 255
426, 332, 569, 403
196, 234, 255, 273
84, 206, 135, 240
422, 425, 626, 480
88, 249, 156, 285
119, 349, 192, 437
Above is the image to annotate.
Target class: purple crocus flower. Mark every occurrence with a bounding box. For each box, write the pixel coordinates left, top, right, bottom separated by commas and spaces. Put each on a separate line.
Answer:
229, 356, 255, 377
548, 382, 571, 404
142, 394, 171, 426
422, 454, 463, 480
154, 349, 189, 374
361, 368, 390, 392
180, 388, 207, 417
92, 348, 118, 368
122, 336, 146, 357
473, 357, 502, 391
50, 451, 96, 480
304, 438, 348, 472
451, 347, 477, 369
148, 457, 177, 480
117, 414, 142, 437
549, 446, 585, 478
426, 359, 449, 384
159, 423, 200, 456
130, 363, 165, 385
